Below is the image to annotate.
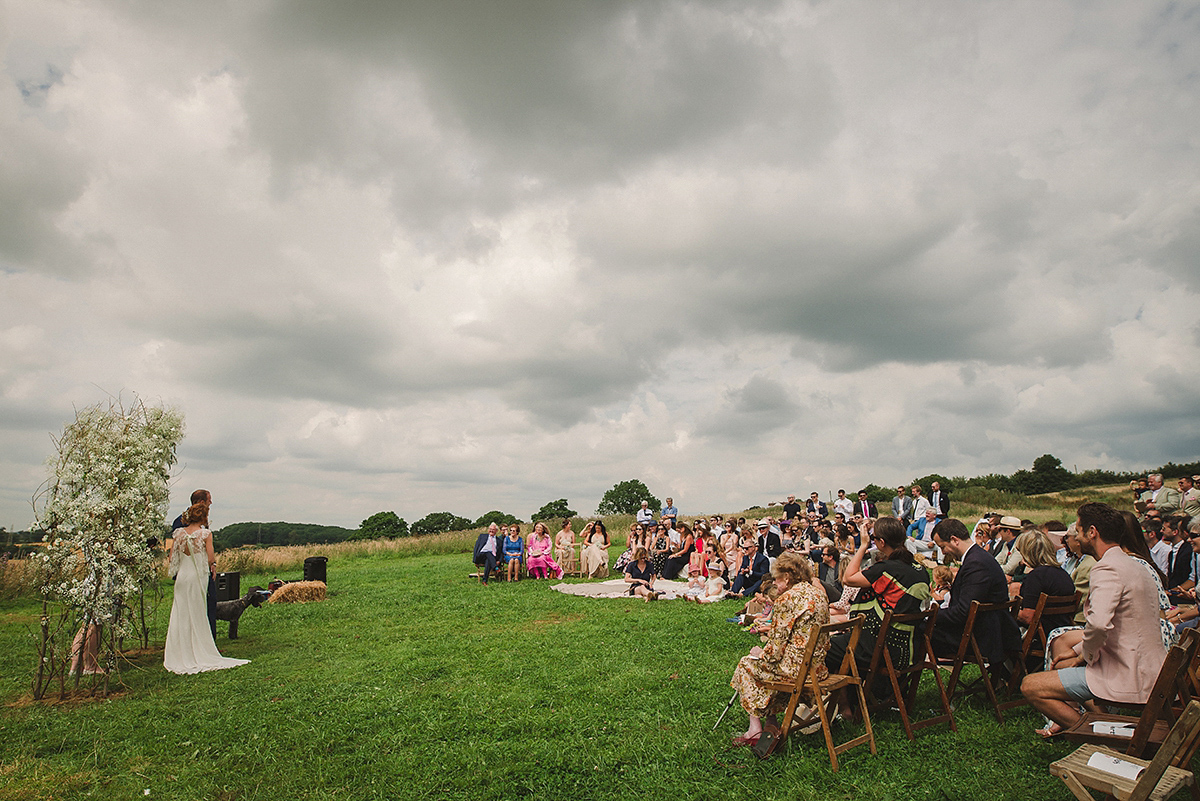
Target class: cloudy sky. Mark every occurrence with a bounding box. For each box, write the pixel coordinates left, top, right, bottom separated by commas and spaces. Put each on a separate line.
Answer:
2, 0, 1198, 530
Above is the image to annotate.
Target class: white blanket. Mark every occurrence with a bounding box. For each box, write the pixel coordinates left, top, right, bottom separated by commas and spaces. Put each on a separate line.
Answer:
550, 578, 692, 599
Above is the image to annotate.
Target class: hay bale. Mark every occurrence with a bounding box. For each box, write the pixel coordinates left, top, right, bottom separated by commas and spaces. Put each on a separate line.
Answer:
267, 580, 327, 604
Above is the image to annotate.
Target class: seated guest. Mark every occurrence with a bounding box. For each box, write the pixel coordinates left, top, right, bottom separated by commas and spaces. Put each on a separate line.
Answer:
580, 520, 610, 578
906, 507, 941, 559
555, 518, 577, 573
1021, 503, 1169, 730
826, 517, 931, 686
805, 492, 828, 519
817, 546, 841, 592
614, 522, 647, 573
993, 516, 1024, 575
650, 523, 671, 576
828, 556, 861, 623
1144, 517, 1170, 573
929, 518, 1020, 664
472, 523, 501, 585
502, 524, 525, 581
623, 547, 658, 601
757, 518, 783, 561
1061, 525, 1097, 625
526, 521, 562, 579
728, 537, 770, 598
728, 552, 830, 747
661, 522, 695, 580
1013, 530, 1075, 633
1164, 515, 1194, 592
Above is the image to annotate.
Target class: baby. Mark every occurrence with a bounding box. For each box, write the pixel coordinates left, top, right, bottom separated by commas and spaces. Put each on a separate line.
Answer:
931, 565, 954, 608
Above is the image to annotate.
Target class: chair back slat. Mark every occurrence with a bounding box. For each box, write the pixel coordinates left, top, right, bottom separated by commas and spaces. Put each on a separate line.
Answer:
1128, 700, 1200, 801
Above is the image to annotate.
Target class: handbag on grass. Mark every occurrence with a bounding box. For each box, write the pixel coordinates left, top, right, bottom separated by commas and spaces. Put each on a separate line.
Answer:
752, 720, 782, 759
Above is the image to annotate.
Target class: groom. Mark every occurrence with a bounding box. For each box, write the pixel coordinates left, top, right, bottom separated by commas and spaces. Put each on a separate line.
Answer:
171, 489, 218, 640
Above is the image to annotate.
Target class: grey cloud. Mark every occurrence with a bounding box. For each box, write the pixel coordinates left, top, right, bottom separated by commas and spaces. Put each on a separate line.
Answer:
696, 375, 799, 442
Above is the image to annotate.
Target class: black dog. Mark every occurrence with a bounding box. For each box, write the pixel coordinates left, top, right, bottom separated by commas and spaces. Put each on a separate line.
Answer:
214, 587, 268, 639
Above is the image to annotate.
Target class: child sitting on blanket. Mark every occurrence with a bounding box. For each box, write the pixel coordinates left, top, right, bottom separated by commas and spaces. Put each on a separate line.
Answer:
685, 575, 727, 603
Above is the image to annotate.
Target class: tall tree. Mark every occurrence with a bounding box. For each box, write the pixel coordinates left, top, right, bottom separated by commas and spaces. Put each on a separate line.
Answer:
597, 480, 660, 516
358, 511, 409, 539
532, 499, 577, 521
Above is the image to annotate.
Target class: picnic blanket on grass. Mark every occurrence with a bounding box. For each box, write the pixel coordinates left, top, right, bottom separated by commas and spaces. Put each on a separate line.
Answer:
551, 578, 692, 599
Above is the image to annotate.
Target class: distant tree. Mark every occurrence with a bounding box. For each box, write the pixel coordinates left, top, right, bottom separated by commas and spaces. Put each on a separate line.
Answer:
473, 510, 519, 529
531, 499, 577, 521
597, 480, 661, 516
856, 484, 893, 504
411, 512, 473, 538
358, 511, 409, 539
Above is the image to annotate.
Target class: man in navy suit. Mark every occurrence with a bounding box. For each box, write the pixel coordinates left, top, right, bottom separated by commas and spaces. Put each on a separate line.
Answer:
929, 518, 1020, 665
930, 481, 951, 519
728, 538, 770, 598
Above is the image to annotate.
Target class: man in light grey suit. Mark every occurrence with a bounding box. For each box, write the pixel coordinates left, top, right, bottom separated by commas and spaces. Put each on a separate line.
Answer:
1141, 473, 1181, 519
891, 485, 913, 524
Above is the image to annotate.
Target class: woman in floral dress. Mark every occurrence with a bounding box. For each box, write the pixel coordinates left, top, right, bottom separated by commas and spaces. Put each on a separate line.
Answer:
729, 551, 829, 746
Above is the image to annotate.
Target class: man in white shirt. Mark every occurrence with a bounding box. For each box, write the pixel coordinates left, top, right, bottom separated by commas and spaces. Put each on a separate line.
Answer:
636, 501, 655, 526
833, 489, 854, 520
1145, 518, 1171, 574
910, 485, 931, 521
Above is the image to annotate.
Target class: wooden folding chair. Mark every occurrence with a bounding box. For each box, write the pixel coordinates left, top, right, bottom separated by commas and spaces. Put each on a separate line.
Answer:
1050, 699, 1200, 801
996, 591, 1082, 715
761, 614, 877, 772
940, 598, 1022, 723
863, 606, 957, 740
1064, 633, 1200, 760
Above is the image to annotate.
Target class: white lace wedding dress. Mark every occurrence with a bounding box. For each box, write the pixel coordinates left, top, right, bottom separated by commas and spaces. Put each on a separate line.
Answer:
163, 527, 249, 674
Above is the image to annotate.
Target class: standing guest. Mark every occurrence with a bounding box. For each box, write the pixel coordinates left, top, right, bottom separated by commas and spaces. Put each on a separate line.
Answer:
892, 485, 913, 525
580, 520, 610, 578
930, 481, 950, 519
1013, 531, 1075, 632
662, 497, 679, 526
636, 500, 655, 527
854, 491, 875, 520
826, 517, 931, 682
910, 485, 931, 521
1022, 503, 1168, 730
502, 525, 525, 581
555, 519, 577, 574
782, 494, 803, 524
164, 502, 250, 674
929, 518, 1020, 663
729, 552, 830, 747
728, 537, 770, 598
833, 490, 854, 520
472, 523, 501, 585
526, 522, 562, 579
170, 489, 217, 640
623, 547, 658, 601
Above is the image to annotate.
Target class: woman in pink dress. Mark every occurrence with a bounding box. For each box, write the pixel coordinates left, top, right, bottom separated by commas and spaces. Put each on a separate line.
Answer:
525, 521, 563, 579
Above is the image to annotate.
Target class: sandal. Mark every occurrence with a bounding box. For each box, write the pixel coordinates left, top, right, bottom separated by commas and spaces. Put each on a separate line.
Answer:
1035, 722, 1064, 739
731, 732, 763, 747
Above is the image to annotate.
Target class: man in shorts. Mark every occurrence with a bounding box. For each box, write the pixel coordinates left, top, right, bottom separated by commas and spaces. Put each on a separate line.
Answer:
1020, 502, 1168, 729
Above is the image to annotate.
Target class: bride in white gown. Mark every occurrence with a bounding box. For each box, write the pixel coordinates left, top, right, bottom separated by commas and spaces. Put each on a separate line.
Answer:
164, 502, 249, 674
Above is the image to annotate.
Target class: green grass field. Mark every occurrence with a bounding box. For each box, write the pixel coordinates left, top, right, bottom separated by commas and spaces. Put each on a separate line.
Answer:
0, 546, 1090, 801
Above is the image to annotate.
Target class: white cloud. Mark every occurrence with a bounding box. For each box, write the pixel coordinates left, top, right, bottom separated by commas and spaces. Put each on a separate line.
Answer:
0, 0, 1198, 530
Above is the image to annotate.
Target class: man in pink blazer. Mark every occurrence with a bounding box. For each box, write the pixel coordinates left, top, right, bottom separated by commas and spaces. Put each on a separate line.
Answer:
1021, 502, 1167, 728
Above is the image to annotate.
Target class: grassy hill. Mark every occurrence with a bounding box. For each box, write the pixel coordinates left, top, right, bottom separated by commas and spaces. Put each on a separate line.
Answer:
1, 547, 1087, 800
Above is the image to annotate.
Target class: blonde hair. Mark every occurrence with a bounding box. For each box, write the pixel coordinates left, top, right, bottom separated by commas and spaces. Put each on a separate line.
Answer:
1015, 530, 1059, 569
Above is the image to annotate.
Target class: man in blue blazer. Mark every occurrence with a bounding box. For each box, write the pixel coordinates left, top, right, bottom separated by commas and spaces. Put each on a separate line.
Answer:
929, 518, 1020, 666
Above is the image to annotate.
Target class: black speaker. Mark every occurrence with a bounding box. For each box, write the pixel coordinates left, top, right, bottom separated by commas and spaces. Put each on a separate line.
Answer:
215, 571, 240, 602
304, 556, 328, 584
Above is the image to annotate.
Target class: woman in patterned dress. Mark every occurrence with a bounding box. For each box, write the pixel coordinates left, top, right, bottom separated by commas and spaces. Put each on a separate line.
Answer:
729, 551, 830, 747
